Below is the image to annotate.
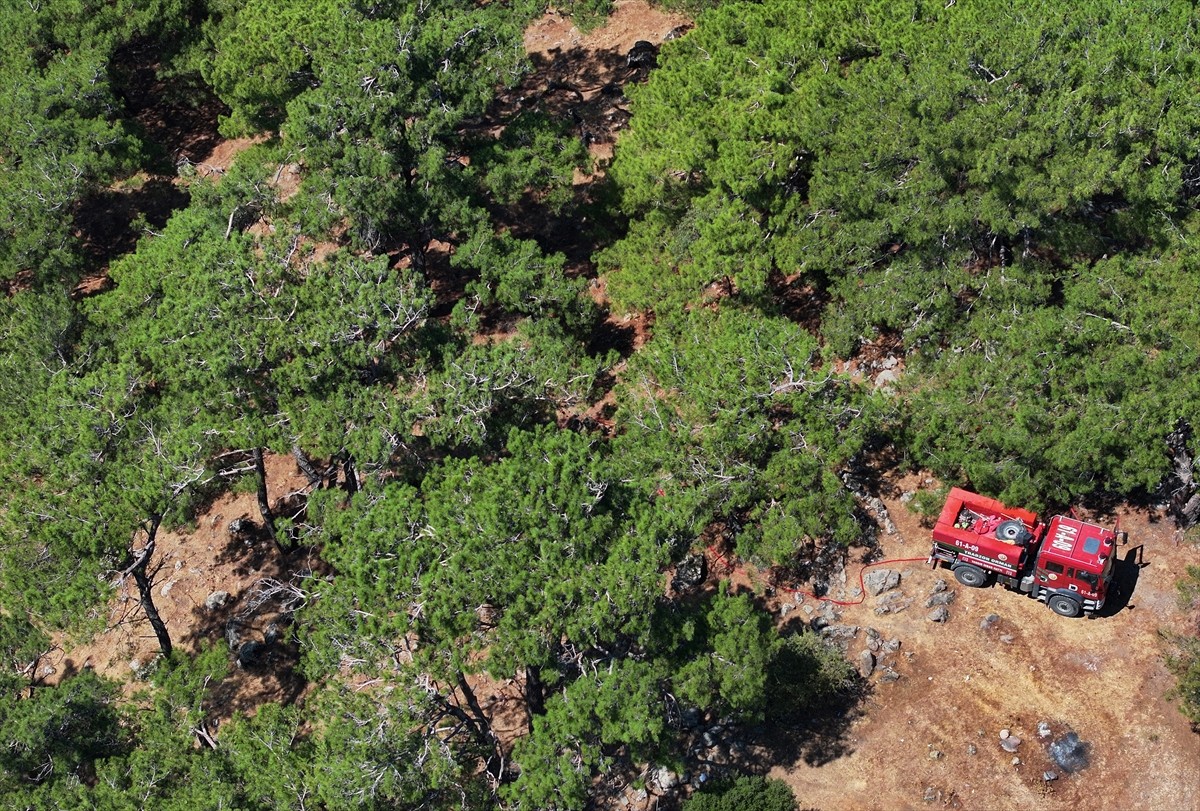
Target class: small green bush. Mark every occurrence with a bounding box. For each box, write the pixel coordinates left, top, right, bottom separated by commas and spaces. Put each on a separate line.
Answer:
683, 775, 799, 811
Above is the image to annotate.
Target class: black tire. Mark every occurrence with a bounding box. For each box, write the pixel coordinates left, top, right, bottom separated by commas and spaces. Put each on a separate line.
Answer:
995, 520, 1026, 542
1048, 594, 1081, 618
953, 563, 989, 588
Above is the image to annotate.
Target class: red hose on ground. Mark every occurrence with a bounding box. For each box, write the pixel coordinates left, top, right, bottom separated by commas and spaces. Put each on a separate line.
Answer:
706, 545, 931, 607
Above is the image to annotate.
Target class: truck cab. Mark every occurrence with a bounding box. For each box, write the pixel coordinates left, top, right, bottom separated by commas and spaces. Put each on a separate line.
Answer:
1031, 515, 1118, 616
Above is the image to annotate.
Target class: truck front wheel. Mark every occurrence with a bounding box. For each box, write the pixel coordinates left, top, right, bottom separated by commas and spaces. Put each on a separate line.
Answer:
1047, 594, 1081, 618
953, 563, 989, 588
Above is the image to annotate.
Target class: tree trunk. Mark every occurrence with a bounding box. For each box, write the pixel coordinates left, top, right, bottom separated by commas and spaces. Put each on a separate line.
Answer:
455, 672, 505, 786
292, 444, 324, 488
342, 452, 359, 495
128, 515, 172, 658
252, 447, 283, 552
524, 665, 546, 735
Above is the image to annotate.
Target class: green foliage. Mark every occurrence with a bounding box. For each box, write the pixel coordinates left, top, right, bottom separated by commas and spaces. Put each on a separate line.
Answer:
683, 774, 799, 811
767, 632, 856, 718
0, 670, 126, 792
507, 659, 669, 809
1164, 629, 1200, 727
903, 253, 1200, 509
1178, 566, 1200, 613
307, 425, 677, 680
614, 306, 880, 563
0, 0, 201, 285
674, 590, 780, 719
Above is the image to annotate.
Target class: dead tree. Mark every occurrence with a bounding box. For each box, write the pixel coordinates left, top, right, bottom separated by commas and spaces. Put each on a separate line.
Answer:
121, 513, 172, 658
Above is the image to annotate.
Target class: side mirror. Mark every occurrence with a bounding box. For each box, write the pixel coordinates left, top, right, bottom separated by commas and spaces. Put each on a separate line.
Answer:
1117, 531, 1129, 546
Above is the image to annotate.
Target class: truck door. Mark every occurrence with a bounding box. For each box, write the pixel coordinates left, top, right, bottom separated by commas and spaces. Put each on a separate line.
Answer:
1037, 560, 1065, 585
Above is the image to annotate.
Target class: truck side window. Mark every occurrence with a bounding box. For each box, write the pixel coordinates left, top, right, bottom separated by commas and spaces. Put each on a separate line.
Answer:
1044, 561, 1064, 574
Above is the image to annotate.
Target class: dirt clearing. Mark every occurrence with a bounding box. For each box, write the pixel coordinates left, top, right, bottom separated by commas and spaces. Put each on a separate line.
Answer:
769, 474, 1200, 811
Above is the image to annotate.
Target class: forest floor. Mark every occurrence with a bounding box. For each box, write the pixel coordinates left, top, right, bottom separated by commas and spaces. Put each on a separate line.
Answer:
43, 3, 1200, 810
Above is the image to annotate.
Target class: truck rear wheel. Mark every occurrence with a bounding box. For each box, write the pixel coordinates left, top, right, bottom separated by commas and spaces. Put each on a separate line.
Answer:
953, 563, 989, 588
1047, 594, 1081, 618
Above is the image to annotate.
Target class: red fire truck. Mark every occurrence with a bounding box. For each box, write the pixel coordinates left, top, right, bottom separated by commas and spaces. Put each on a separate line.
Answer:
928, 488, 1126, 617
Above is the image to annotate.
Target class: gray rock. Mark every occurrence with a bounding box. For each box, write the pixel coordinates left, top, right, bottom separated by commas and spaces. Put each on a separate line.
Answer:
205, 591, 230, 610
880, 638, 902, 654
875, 369, 899, 392
1037, 721, 1052, 739
966, 743, 977, 755
651, 766, 679, 790
819, 624, 860, 650
999, 729, 1010, 740
1043, 771, 1058, 782
928, 748, 942, 760
879, 667, 901, 683
1011, 756, 1021, 766
875, 592, 912, 615
858, 650, 876, 677
999, 633, 1015, 644
225, 618, 244, 651
923, 786, 939, 803
864, 568, 901, 596
1000, 736, 1022, 753
925, 590, 956, 608
927, 605, 950, 623
627, 40, 658, 70
980, 613, 1001, 631
866, 627, 882, 652
159, 580, 175, 598
931, 578, 948, 594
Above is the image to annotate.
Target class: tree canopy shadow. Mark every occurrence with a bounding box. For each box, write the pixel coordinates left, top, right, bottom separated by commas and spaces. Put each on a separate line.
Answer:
751, 678, 871, 768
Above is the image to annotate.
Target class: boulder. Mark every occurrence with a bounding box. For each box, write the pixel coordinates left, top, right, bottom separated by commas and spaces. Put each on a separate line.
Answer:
205, 590, 230, 611
980, 613, 1001, 631
875, 592, 912, 615
626, 40, 658, 70
650, 766, 679, 790
858, 650, 876, 678
925, 590, 956, 608
236, 640, 265, 669
864, 569, 901, 596
1000, 736, 1022, 753
927, 605, 950, 623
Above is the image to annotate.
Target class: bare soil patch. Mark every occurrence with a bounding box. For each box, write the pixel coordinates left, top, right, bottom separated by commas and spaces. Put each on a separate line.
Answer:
44, 453, 317, 716
766, 472, 1200, 811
